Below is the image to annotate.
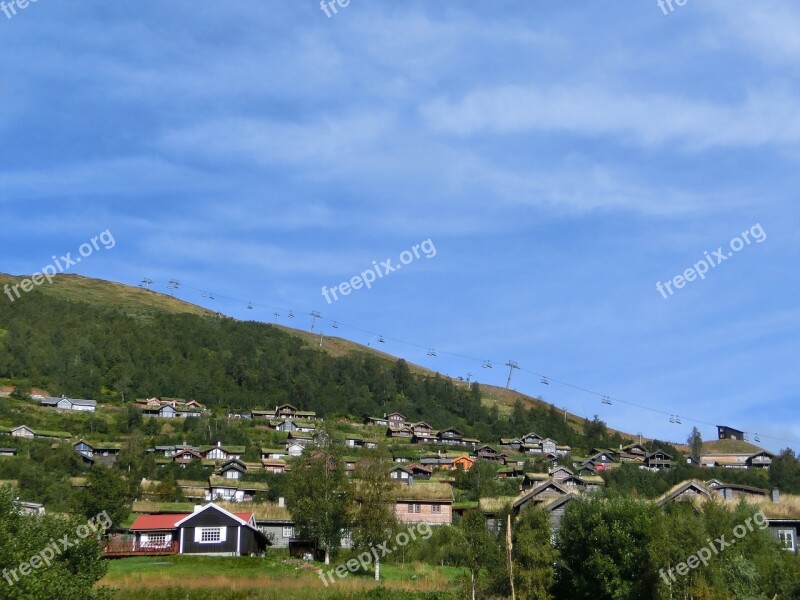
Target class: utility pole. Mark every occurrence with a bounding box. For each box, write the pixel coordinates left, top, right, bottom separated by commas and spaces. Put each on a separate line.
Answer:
507, 513, 516, 600
310, 310, 321, 333
167, 279, 180, 296
273, 312, 280, 324
505, 361, 519, 389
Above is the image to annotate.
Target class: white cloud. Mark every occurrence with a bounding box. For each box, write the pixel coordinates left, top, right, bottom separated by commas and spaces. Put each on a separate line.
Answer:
421, 85, 800, 149
707, 1, 800, 64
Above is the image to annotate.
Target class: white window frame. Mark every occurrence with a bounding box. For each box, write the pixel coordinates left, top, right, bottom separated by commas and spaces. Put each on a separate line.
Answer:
432, 504, 441, 513
196, 527, 225, 544
778, 529, 796, 552
144, 533, 169, 548
282, 526, 294, 538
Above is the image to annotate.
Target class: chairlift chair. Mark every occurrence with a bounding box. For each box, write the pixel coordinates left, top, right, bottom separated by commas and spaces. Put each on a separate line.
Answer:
540, 377, 550, 385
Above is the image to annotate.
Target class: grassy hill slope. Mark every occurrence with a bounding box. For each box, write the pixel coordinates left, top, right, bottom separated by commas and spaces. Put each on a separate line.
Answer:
0, 272, 695, 449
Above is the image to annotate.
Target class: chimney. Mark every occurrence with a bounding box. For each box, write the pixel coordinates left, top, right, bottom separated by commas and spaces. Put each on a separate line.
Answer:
773, 489, 781, 504
278, 497, 285, 507
193, 505, 202, 513
217, 441, 221, 447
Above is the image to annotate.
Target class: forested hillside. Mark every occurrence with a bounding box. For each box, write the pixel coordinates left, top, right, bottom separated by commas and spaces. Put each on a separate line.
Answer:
0, 281, 611, 448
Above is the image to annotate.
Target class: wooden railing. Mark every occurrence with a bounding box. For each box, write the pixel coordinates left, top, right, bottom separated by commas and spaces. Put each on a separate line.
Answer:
102, 540, 179, 557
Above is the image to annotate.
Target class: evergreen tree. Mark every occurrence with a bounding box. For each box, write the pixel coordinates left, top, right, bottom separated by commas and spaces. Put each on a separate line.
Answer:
687, 427, 703, 462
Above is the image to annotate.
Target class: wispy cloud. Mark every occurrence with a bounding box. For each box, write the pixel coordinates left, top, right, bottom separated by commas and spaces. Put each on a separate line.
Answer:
422, 85, 800, 149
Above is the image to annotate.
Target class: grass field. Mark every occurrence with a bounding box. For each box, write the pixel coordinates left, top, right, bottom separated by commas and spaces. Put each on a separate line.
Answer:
100, 555, 464, 600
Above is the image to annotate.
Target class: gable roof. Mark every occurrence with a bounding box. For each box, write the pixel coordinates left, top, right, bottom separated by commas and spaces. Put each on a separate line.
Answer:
541, 492, 579, 512
550, 466, 574, 475
174, 503, 255, 528
220, 460, 246, 472
41, 396, 97, 407
513, 480, 570, 509
10, 425, 35, 434
655, 480, 711, 507
708, 481, 769, 495
647, 450, 673, 459
477, 444, 499, 453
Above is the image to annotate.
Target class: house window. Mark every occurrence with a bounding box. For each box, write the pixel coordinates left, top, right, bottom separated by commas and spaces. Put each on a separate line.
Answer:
432, 505, 441, 513
199, 528, 222, 543
407, 504, 421, 513
778, 530, 796, 551
282, 526, 294, 538
146, 534, 167, 546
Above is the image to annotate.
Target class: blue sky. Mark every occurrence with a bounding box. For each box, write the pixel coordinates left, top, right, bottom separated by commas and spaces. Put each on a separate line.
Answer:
1, 0, 799, 451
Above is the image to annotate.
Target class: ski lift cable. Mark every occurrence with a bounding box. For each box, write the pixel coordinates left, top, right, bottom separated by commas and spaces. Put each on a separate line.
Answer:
151, 276, 794, 446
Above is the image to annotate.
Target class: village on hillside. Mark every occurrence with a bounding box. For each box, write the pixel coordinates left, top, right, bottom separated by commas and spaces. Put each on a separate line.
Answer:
3, 387, 798, 564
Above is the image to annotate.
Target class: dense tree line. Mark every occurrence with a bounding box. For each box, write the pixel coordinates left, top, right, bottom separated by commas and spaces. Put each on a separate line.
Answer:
398, 498, 800, 599
0, 291, 631, 452
0, 294, 484, 434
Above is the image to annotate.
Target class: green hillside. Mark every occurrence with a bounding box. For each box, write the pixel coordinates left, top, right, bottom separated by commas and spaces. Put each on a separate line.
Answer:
702, 439, 764, 454
0, 273, 213, 318
0, 273, 647, 450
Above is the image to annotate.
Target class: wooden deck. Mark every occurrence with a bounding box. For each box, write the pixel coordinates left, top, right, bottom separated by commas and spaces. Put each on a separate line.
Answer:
102, 540, 179, 558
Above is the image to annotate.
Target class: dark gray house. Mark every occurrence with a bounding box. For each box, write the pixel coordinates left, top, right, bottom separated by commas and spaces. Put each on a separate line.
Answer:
767, 518, 800, 553
717, 425, 745, 441
175, 503, 269, 556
